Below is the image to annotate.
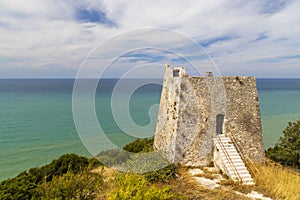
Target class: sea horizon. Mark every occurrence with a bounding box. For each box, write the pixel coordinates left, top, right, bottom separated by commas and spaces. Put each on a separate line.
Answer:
1, 78, 300, 181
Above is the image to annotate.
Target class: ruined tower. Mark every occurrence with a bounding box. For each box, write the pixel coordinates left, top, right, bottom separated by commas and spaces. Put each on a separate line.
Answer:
154, 64, 265, 167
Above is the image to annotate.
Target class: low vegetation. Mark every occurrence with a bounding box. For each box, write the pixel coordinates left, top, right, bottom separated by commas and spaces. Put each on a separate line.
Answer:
0, 154, 102, 200
0, 138, 177, 200
122, 137, 154, 153
107, 173, 175, 200
259, 118, 300, 200
96, 137, 154, 167
266, 118, 300, 169
37, 171, 103, 200
1, 125, 300, 200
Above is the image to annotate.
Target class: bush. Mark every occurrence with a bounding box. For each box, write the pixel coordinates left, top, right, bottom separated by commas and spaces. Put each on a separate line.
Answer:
144, 164, 176, 183
88, 157, 103, 169
266, 119, 300, 168
121, 138, 176, 182
0, 154, 101, 199
36, 171, 103, 200
120, 151, 176, 182
28, 153, 90, 182
123, 138, 154, 153
0, 172, 38, 200
107, 173, 174, 200
96, 138, 155, 167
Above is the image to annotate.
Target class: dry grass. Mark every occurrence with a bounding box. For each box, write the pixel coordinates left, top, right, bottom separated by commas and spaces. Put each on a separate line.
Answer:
218, 179, 235, 186
194, 173, 215, 180
255, 162, 300, 200
93, 162, 300, 200
164, 167, 251, 200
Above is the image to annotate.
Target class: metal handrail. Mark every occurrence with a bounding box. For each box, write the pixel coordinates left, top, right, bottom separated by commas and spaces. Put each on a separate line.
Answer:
229, 134, 260, 179
216, 135, 243, 183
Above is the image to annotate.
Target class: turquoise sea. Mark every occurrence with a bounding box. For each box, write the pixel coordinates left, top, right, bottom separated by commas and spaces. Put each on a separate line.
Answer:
0, 79, 300, 181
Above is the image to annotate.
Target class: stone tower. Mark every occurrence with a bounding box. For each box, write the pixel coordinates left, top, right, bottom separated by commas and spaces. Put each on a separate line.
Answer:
154, 64, 265, 167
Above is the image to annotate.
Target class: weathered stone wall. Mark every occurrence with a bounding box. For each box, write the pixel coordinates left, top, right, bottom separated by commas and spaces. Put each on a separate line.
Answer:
154, 65, 184, 163
175, 76, 229, 166
174, 76, 205, 165
154, 66, 265, 166
222, 77, 265, 162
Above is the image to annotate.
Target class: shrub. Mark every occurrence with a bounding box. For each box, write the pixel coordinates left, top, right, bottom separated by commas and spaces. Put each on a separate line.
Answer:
0, 172, 38, 200
120, 150, 176, 182
0, 154, 100, 199
123, 138, 154, 153
121, 138, 176, 182
36, 171, 103, 200
144, 164, 176, 183
42, 153, 90, 180
266, 119, 300, 168
97, 137, 155, 167
88, 157, 103, 169
28, 153, 90, 182
97, 138, 155, 167
107, 173, 174, 200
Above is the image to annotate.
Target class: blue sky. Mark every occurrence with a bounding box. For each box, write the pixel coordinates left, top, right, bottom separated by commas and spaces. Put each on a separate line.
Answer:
0, 0, 299, 78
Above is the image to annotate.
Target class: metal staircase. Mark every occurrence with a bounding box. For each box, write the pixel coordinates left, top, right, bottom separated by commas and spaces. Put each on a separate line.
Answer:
214, 135, 254, 185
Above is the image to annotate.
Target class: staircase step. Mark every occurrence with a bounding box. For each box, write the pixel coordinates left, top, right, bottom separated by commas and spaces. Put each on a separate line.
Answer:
219, 143, 234, 147
217, 146, 237, 151
223, 157, 243, 162
223, 159, 244, 163
216, 144, 235, 148
228, 170, 250, 175
225, 163, 244, 168
230, 166, 248, 170
225, 165, 245, 170
235, 166, 248, 171
215, 144, 236, 150
220, 152, 239, 156
221, 155, 241, 159
223, 158, 243, 163
227, 168, 249, 173
226, 165, 247, 170
231, 174, 252, 179
214, 135, 255, 185
220, 153, 239, 157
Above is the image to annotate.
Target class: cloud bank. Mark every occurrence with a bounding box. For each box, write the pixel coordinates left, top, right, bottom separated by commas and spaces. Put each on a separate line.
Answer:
0, 0, 299, 78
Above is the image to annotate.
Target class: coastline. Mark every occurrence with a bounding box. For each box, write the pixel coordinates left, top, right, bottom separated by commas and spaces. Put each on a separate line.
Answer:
1, 79, 300, 181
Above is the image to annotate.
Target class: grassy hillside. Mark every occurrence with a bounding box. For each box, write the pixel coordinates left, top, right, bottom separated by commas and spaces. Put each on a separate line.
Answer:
1, 138, 300, 199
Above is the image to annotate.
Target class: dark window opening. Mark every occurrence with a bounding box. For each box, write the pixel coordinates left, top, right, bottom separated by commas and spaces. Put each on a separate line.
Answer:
216, 114, 225, 134
173, 69, 180, 77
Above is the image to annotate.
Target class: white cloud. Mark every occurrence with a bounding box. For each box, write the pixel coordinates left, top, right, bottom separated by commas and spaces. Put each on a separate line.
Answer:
0, 0, 299, 77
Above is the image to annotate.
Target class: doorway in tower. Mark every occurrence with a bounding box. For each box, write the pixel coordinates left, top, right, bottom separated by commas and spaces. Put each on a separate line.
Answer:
216, 114, 225, 135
